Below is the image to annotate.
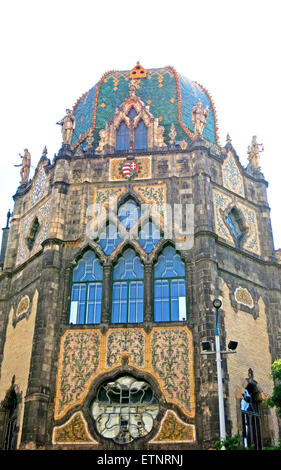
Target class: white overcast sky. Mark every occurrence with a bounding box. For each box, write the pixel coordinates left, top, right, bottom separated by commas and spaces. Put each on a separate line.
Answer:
1, 0, 281, 250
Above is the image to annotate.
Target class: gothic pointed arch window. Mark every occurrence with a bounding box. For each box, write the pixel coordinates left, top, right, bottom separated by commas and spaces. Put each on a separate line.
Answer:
226, 207, 245, 248
69, 251, 103, 324
241, 386, 262, 450
154, 246, 187, 322
118, 198, 141, 230
112, 248, 144, 323
116, 121, 130, 151
98, 222, 122, 255
0, 388, 18, 450
138, 220, 161, 253
26, 216, 40, 251
134, 119, 147, 150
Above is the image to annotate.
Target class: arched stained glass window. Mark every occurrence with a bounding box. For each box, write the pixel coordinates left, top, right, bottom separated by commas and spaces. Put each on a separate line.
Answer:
112, 248, 144, 323
134, 120, 147, 150
118, 199, 141, 230
154, 246, 186, 322
98, 223, 122, 255
69, 251, 103, 324
116, 121, 129, 151
138, 221, 161, 253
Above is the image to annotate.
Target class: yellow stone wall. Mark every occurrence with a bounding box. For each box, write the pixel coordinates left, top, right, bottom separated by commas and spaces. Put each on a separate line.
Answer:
220, 280, 279, 441
0, 290, 38, 448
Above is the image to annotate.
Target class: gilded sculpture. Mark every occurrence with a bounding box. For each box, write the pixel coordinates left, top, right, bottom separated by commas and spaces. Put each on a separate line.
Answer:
14, 149, 31, 184
247, 136, 264, 170
57, 109, 76, 145
192, 99, 209, 137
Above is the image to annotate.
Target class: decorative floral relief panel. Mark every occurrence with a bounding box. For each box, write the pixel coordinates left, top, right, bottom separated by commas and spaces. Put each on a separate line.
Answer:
52, 411, 98, 444
222, 152, 245, 196
151, 410, 196, 443
55, 326, 194, 422
212, 189, 234, 244
31, 167, 47, 206
16, 197, 51, 266
55, 330, 101, 419
237, 201, 261, 256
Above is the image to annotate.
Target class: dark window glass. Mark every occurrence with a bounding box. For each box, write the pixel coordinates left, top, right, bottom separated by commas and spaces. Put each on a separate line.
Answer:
112, 249, 144, 323
98, 223, 122, 255
154, 246, 186, 322
134, 120, 147, 150
226, 208, 244, 246
241, 388, 262, 450
70, 251, 103, 324
116, 121, 129, 151
138, 221, 161, 253
118, 199, 141, 229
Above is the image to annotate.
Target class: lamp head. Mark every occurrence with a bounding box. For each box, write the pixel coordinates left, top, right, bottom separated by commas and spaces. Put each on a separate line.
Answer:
202, 341, 212, 351
228, 340, 238, 351
213, 298, 222, 309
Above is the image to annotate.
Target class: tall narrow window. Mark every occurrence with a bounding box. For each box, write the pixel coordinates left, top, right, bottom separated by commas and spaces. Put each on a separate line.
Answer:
3, 390, 18, 450
226, 207, 245, 247
241, 388, 262, 450
69, 251, 103, 324
26, 217, 40, 251
112, 248, 144, 323
116, 121, 130, 151
134, 120, 147, 150
154, 246, 186, 322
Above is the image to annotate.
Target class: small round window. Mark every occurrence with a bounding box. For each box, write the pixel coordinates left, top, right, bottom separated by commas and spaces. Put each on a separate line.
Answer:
91, 375, 159, 444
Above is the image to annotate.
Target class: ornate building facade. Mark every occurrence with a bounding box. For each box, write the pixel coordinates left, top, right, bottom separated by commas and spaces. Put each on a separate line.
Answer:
0, 63, 280, 450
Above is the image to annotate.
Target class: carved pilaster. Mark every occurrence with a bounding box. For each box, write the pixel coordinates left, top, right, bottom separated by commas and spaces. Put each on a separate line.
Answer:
102, 264, 112, 323
144, 262, 153, 322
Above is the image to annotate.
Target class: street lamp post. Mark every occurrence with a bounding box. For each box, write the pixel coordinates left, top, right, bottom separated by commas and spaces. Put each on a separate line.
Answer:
213, 298, 226, 444
201, 298, 238, 448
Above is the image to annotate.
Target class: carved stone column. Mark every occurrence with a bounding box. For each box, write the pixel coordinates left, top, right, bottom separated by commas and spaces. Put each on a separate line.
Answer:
144, 262, 153, 322
101, 263, 112, 324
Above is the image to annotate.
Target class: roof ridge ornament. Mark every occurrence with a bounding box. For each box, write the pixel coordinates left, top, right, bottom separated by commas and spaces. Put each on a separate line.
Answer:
130, 61, 147, 79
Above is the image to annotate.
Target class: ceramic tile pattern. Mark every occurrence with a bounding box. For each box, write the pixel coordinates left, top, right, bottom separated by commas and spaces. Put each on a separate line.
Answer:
70, 67, 218, 151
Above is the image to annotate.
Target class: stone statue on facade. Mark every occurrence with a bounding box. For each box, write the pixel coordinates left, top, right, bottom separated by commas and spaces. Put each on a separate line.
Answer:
247, 136, 264, 170
192, 99, 209, 137
6, 209, 12, 228
14, 149, 31, 184
57, 109, 76, 145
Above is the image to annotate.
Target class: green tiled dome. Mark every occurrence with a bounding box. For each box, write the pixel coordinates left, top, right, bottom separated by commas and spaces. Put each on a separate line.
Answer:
71, 65, 219, 150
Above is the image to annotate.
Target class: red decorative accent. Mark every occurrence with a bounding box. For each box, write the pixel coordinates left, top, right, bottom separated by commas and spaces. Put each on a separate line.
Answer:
121, 161, 139, 178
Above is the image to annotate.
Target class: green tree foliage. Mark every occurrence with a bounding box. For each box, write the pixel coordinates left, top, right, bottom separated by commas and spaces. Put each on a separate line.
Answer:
267, 359, 281, 417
